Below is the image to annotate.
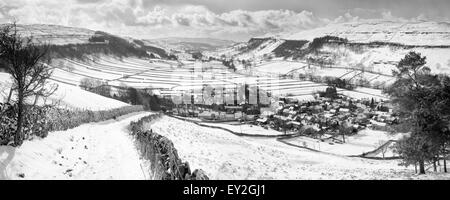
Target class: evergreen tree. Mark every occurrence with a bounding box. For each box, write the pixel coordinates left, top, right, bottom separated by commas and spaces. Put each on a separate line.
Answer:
386, 51, 450, 174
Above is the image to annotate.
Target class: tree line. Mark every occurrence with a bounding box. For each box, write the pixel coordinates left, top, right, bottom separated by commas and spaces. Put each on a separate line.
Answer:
79, 77, 174, 111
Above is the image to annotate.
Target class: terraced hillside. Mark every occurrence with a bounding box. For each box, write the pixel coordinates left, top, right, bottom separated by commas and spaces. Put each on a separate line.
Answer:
208, 21, 450, 89
46, 55, 388, 104
1, 23, 389, 110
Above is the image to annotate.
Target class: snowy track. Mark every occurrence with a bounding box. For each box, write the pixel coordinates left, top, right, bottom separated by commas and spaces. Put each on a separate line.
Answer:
0, 112, 152, 180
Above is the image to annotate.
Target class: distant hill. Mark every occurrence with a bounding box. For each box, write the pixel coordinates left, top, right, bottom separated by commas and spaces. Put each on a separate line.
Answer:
10, 24, 96, 45
1, 24, 171, 60
285, 20, 450, 46
210, 20, 450, 75
145, 37, 236, 53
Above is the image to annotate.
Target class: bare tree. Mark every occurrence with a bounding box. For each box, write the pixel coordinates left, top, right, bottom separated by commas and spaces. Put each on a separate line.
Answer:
32, 83, 58, 106
79, 77, 96, 91
0, 22, 54, 146
377, 140, 388, 158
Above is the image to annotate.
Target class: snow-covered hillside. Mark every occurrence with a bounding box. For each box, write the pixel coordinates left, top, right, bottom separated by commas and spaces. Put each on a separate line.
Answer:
0, 24, 170, 59
149, 116, 450, 180
206, 38, 284, 61
210, 21, 450, 80
0, 72, 129, 111
285, 21, 450, 46
321, 44, 450, 75
13, 24, 96, 45
235, 38, 284, 60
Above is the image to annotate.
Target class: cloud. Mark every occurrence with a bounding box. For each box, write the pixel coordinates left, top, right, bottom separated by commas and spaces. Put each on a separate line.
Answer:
331, 12, 360, 24
0, 0, 438, 41
338, 8, 420, 23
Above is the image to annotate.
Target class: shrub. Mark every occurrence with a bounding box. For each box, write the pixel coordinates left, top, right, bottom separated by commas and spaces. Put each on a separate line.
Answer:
319, 86, 338, 99
0, 103, 51, 145
326, 78, 355, 90
299, 126, 318, 135
79, 77, 111, 97
273, 40, 309, 58
309, 36, 348, 51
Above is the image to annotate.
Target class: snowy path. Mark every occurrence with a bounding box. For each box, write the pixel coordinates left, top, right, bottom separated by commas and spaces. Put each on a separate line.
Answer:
0, 112, 152, 180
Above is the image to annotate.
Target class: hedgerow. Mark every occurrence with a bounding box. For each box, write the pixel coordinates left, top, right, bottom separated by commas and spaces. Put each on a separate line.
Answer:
0, 103, 144, 146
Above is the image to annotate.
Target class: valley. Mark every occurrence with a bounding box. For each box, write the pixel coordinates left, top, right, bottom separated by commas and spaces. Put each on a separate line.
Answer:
1, 20, 450, 180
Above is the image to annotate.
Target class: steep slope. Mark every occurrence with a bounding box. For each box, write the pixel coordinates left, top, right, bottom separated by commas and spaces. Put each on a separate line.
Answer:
0, 72, 129, 110
214, 21, 450, 79
0, 25, 157, 109
47, 31, 170, 60
14, 24, 96, 45
286, 21, 450, 46
207, 37, 284, 61
1, 24, 171, 60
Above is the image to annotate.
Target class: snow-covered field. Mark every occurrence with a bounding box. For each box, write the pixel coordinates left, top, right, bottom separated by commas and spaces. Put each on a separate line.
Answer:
321, 45, 450, 75
255, 61, 308, 74
281, 129, 406, 156
339, 87, 390, 101
6, 54, 390, 110
240, 60, 392, 100
0, 72, 128, 111
199, 122, 291, 136
2, 112, 448, 180
148, 116, 450, 180
50, 56, 244, 90
252, 60, 396, 86
43, 56, 340, 101
0, 112, 152, 180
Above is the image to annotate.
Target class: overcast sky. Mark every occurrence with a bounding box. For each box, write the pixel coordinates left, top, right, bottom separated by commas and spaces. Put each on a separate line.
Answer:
0, 0, 449, 41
